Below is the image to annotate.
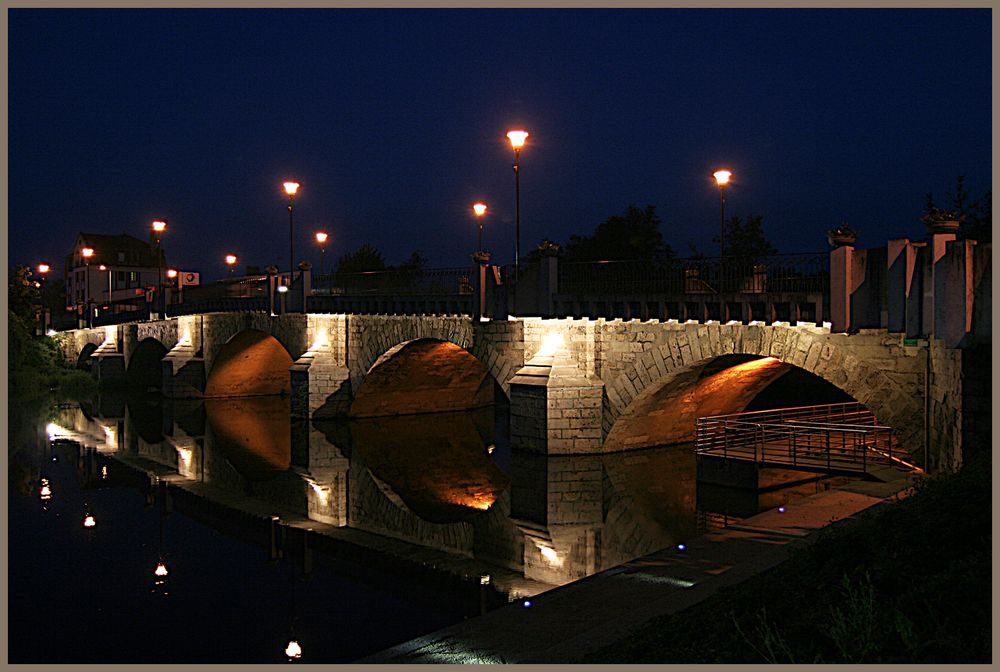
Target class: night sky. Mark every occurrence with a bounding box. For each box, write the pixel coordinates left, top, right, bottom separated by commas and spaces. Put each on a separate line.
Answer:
8, 8, 992, 282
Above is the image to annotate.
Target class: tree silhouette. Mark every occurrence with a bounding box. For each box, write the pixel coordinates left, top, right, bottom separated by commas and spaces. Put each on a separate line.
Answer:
714, 215, 777, 261
563, 204, 675, 264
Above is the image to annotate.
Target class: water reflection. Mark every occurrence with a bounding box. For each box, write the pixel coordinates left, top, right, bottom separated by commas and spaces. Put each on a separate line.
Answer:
205, 396, 291, 480
30, 391, 851, 595
351, 408, 509, 524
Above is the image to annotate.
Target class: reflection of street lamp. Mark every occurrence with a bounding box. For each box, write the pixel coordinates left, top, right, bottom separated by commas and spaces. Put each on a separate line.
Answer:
314, 231, 328, 277
473, 202, 488, 252
506, 130, 528, 279
283, 181, 300, 276
712, 170, 731, 257
284, 639, 302, 660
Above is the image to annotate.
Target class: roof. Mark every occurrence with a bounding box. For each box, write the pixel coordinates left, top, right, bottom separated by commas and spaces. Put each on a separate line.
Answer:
66, 232, 166, 268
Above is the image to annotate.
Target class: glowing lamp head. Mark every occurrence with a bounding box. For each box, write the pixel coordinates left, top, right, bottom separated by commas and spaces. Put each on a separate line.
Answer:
81, 247, 94, 259
225, 254, 237, 266
285, 639, 302, 659
37, 263, 50, 274
154, 562, 169, 577
473, 202, 488, 217
83, 514, 96, 528
166, 269, 178, 279
315, 231, 328, 244
152, 220, 167, 233
713, 170, 732, 187
277, 285, 289, 294
98, 265, 107, 271
283, 181, 300, 196
506, 130, 529, 149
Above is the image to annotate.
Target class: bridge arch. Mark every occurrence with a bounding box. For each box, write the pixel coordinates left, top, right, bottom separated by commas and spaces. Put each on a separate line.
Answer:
603, 325, 924, 459
126, 338, 168, 390
351, 338, 497, 417
204, 329, 294, 398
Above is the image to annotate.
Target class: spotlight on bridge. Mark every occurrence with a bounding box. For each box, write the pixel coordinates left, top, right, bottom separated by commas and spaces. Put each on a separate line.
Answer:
536, 331, 565, 358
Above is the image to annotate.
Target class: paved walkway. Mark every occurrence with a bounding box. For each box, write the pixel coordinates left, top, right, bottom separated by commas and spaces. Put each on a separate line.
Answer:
360, 470, 919, 664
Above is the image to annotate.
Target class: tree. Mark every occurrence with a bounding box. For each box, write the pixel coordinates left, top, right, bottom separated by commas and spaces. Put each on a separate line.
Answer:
715, 215, 777, 261
563, 204, 675, 264
925, 175, 992, 243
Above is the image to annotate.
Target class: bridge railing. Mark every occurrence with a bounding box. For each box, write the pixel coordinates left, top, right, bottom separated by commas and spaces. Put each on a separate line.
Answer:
312, 267, 476, 297
695, 402, 901, 475
558, 253, 830, 296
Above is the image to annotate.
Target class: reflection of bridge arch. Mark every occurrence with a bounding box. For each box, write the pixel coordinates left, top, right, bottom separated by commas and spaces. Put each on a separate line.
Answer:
351, 338, 497, 417
126, 338, 168, 390
604, 328, 923, 458
204, 329, 293, 398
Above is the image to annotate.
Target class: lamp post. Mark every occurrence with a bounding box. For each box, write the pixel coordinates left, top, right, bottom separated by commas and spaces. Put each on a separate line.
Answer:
473, 202, 488, 252
98, 264, 113, 310
314, 231, 328, 277
166, 269, 179, 305
36, 263, 51, 335
712, 170, 731, 257
151, 220, 167, 314
283, 181, 300, 278
81, 247, 94, 327
472, 203, 489, 321
506, 130, 529, 286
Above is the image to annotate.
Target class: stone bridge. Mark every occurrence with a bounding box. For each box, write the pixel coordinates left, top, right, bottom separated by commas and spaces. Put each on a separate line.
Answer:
57, 312, 967, 470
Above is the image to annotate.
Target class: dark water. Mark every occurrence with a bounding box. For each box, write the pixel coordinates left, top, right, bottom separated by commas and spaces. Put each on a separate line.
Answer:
8, 391, 845, 664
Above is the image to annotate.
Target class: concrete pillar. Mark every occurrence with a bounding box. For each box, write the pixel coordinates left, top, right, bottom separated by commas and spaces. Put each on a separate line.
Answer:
829, 244, 853, 332
886, 239, 919, 334
922, 230, 956, 338
935, 239, 977, 347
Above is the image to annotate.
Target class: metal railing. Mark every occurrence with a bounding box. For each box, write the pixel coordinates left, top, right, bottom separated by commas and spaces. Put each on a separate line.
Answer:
696, 402, 901, 475
312, 267, 476, 297
559, 253, 829, 297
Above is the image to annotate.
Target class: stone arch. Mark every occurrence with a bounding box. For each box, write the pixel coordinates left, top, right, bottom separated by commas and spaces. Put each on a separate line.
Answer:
351, 338, 496, 417
126, 338, 168, 390
348, 315, 513, 403
204, 329, 294, 398
604, 324, 925, 458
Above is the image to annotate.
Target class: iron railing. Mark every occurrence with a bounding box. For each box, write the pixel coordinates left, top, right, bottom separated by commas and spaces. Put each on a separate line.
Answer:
312, 267, 476, 297
558, 253, 830, 297
696, 402, 901, 475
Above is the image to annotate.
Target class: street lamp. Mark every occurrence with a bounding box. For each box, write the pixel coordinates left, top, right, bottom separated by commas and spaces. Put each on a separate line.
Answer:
81, 247, 94, 325
506, 130, 529, 283
473, 202, 488, 252
98, 264, 113, 306
225, 254, 238, 275
314, 231, 328, 277
151, 220, 167, 314
283, 181, 300, 277
712, 170, 731, 257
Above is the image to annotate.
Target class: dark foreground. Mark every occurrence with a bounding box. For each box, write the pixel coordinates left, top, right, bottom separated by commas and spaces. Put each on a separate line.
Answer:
587, 453, 991, 664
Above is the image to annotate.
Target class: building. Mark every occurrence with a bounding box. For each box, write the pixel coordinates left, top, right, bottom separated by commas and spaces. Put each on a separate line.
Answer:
64, 232, 167, 316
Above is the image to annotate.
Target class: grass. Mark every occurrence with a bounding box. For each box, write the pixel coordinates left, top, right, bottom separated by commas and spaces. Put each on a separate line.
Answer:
585, 453, 991, 664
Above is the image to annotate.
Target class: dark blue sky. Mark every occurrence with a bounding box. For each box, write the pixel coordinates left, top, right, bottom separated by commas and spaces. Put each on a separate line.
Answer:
9, 9, 991, 281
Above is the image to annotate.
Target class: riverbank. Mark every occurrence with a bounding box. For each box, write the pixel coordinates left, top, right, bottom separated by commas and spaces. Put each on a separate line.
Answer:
587, 452, 990, 664
360, 463, 937, 664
